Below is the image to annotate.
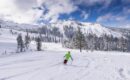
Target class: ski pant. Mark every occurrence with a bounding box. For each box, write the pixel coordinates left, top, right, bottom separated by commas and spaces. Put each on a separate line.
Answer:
64, 59, 68, 64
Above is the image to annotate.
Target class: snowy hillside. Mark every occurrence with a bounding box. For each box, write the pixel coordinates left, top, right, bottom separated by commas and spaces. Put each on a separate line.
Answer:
1, 20, 129, 52
0, 20, 41, 30
0, 28, 17, 55
0, 50, 130, 80
0, 28, 39, 55
110, 27, 130, 36
0, 20, 123, 38
0, 24, 130, 80
0, 28, 130, 80
49, 20, 123, 37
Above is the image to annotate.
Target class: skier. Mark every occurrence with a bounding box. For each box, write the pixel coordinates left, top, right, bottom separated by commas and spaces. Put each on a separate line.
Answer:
64, 51, 73, 65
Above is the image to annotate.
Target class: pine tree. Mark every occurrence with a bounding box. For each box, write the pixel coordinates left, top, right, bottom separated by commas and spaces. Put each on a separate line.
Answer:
73, 27, 86, 52
52, 27, 59, 43
36, 36, 42, 51
25, 32, 31, 50
87, 33, 95, 51
17, 34, 24, 52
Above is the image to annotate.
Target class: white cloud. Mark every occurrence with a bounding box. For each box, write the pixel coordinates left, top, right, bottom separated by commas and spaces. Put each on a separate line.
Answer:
14, 0, 37, 11
0, 0, 77, 24
81, 11, 89, 20
40, 0, 77, 23
97, 6, 130, 24
97, 14, 122, 22
0, 0, 43, 24
73, 0, 112, 6
97, 12, 130, 27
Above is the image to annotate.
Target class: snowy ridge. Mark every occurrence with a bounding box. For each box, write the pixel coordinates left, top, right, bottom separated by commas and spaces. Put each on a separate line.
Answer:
49, 20, 123, 37
0, 20, 41, 30
0, 20, 123, 38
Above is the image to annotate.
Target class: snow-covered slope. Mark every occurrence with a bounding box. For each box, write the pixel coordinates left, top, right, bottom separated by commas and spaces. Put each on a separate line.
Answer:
0, 25, 130, 80
0, 28, 39, 54
0, 41, 130, 80
0, 28, 17, 54
50, 20, 123, 37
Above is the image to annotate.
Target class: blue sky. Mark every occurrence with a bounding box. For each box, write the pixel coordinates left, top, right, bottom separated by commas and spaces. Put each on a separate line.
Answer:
58, 0, 130, 27
36, 0, 130, 27
0, 0, 130, 28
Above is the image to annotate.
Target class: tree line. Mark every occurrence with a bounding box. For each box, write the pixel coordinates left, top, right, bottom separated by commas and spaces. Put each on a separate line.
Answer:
63, 27, 129, 52
16, 32, 42, 52
16, 25, 130, 52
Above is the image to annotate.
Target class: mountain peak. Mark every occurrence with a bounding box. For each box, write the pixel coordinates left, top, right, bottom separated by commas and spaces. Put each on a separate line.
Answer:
49, 20, 123, 38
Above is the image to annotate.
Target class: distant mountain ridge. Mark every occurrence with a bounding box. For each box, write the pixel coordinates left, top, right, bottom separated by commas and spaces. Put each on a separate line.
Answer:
0, 20, 41, 30
48, 20, 123, 38
1, 20, 130, 38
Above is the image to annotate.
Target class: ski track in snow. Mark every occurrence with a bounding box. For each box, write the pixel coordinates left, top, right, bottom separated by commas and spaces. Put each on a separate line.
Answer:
117, 68, 130, 80
0, 51, 91, 80
0, 60, 64, 80
1, 51, 130, 80
0, 51, 130, 80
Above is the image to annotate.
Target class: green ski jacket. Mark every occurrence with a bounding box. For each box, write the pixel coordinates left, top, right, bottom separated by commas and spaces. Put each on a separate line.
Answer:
64, 52, 73, 61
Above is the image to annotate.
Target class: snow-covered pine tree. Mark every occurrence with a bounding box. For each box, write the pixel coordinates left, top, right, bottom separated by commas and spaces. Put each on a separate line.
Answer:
99, 37, 104, 50
103, 34, 109, 51
25, 32, 31, 50
73, 27, 86, 52
120, 37, 127, 52
126, 34, 130, 51
36, 36, 42, 51
64, 26, 75, 39
87, 33, 95, 51
52, 27, 59, 43
17, 34, 24, 52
